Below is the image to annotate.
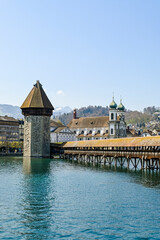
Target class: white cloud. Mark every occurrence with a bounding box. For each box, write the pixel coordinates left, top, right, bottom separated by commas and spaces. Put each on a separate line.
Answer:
56, 90, 65, 96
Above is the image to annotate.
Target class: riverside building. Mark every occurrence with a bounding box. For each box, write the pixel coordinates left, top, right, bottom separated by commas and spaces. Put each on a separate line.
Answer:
68, 98, 126, 141
50, 119, 76, 143
0, 116, 19, 142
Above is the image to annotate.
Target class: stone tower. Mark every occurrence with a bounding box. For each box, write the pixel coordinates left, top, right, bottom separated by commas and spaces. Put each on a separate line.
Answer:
21, 81, 54, 157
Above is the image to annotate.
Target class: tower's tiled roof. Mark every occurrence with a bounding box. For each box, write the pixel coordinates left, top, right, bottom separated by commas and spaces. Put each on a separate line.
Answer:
21, 81, 54, 110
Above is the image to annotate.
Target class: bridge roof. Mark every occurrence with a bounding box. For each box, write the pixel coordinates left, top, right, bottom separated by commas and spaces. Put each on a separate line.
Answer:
63, 136, 160, 148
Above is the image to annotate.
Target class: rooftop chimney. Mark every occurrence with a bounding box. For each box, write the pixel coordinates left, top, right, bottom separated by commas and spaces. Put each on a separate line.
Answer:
73, 109, 77, 119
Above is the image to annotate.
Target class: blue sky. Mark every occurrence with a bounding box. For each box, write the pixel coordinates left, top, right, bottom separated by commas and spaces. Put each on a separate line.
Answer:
0, 0, 160, 111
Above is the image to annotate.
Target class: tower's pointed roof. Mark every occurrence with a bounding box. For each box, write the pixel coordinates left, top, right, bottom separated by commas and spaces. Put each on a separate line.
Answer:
21, 81, 54, 110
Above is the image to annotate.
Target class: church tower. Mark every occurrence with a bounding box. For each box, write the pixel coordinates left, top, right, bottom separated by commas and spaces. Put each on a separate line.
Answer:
21, 81, 54, 157
109, 97, 118, 138
117, 99, 126, 137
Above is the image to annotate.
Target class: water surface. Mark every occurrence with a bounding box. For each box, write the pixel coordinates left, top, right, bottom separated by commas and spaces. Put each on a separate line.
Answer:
0, 157, 160, 239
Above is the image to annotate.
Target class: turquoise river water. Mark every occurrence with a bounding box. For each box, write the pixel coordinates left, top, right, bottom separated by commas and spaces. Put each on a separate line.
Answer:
0, 157, 160, 239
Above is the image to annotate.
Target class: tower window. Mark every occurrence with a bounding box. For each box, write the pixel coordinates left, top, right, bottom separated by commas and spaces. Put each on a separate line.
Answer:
111, 113, 114, 120
111, 128, 113, 134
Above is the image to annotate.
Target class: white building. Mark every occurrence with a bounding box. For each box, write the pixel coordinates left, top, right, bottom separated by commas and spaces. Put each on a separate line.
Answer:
68, 98, 126, 141
68, 116, 109, 140
50, 120, 76, 143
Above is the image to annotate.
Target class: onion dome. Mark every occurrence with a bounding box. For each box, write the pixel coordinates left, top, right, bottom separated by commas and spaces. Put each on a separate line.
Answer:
117, 99, 125, 111
109, 97, 117, 109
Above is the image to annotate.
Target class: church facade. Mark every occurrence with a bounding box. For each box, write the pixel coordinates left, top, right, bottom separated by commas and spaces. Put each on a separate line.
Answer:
68, 98, 126, 141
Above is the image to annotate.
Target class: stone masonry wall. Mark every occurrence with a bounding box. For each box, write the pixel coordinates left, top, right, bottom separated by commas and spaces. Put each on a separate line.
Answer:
23, 116, 50, 157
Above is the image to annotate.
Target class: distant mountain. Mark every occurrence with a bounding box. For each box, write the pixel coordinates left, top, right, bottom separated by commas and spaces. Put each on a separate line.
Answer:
0, 104, 157, 126
0, 104, 22, 119
0, 104, 72, 119
53, 106, 72, 117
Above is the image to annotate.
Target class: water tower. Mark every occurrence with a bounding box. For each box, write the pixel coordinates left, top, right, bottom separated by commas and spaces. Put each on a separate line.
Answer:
21, 81, 54, 157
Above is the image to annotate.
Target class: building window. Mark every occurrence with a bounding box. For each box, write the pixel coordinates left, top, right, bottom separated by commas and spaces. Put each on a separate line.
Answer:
111, 113, 114, 120
111, 128, 113, 135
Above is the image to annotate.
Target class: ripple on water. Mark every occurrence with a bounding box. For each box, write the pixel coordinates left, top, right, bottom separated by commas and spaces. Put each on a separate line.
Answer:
0, 158, 160, 239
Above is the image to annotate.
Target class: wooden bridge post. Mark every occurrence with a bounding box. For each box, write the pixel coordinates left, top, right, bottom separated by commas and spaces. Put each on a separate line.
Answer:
92, 155, 94, 164
145, 159, 148, 170
109, 157, 112, 167
96, 155, 99, 164
114, 157, 117, 169
154, 159, 158, 170
120, 157, 124, 168
98, 155, 101, 164
141, 157, 144, 170
135, 158, 137, 169
78, 154, 81, 163
127, 158, 130, 169
100, 155, 102, 164
103, 156, 106, 166
157, 159, 160, 170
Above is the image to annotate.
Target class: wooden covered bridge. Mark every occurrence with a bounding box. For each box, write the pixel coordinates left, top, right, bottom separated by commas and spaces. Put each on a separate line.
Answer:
62, 136, 160, 170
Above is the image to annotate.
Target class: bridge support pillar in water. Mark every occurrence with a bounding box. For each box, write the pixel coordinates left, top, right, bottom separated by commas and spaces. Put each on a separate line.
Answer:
63, 152, 160, 171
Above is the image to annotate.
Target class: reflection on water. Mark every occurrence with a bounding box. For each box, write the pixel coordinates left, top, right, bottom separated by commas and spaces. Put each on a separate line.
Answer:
1, 157, 160, 239
130, 169, 160, 188
21, 158, 55, 239
67, 159, 160, 189
23, 157, 51, 174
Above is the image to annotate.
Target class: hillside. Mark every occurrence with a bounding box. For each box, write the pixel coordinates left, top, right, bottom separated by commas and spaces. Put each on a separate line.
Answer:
0, 104, 156, 126
59, 106, 109, 125
125, 111, 153, 125
59, 106, 154, 126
